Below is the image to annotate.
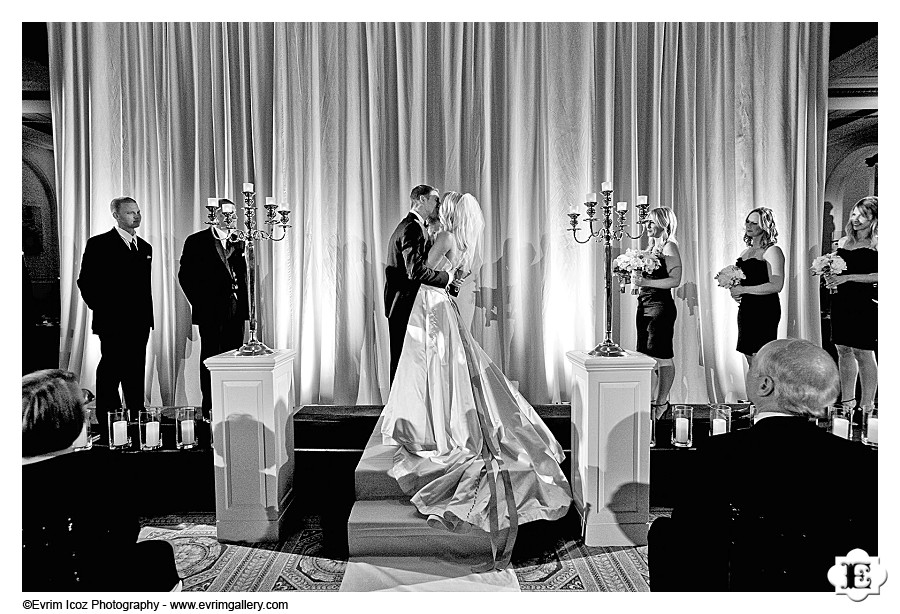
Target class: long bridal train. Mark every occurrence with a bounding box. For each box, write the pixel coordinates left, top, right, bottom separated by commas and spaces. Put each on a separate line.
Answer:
350, 281, 572, 571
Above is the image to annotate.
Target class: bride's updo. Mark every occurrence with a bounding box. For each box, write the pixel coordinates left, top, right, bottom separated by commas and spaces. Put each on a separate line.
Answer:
440, 191, 485, 273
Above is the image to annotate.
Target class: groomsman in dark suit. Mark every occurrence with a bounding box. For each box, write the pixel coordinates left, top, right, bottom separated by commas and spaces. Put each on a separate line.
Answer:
178, 200, 249, 416
77, 197, 153, 428
384, 184, 452, 384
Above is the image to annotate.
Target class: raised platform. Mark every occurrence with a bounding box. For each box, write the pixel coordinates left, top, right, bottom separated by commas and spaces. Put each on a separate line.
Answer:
347, 418, 494, 559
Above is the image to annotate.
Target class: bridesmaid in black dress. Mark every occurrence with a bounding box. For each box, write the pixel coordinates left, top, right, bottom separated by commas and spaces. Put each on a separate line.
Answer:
731, 207, 785, 367
825, 196, 878, 412
633, 207, 682, 417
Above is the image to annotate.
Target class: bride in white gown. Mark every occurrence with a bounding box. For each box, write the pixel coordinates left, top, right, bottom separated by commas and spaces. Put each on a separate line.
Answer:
380, 191, 572, 570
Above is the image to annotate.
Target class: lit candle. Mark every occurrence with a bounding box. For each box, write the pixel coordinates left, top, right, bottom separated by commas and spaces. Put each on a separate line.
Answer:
585, 193, 597, 203
675, 417, 689, 443
73, 423, 88, 448
243, 182, 254, 193
637, 195, 648, 205
180, 419, 195, 445
265, 196, 276, 206
832, 417, 850, 439
601, 181, 612, 192
207, 197, 218, 208
145, 421, 160, 447
866, 418, 878, 444
220, 203, 235, 214
112, 420, 128, 446
616, 201, 628, 212
712, 418, 727, 435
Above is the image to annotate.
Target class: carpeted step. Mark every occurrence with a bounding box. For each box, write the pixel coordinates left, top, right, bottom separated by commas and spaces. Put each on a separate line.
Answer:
347, 499, 493, 558
355, 418, 405, 500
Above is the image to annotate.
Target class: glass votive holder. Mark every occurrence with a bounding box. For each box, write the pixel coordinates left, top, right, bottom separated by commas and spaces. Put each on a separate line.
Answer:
140, 408, 163, 450
830, 404, 852, 439
107, 409, 130, 450
862, 407, 878, 448
176, 407, 197, 450
72, 417, 92, 452
709, 404, 732, 436
671, 405, 693, 448
813, 405, 831, 429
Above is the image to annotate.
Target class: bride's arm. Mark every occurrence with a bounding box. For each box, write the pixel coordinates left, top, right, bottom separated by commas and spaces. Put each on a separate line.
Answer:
427, 231, 453, 269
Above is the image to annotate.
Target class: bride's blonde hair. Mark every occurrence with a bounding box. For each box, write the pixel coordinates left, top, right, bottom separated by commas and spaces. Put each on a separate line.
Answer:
440, 191, 485, 273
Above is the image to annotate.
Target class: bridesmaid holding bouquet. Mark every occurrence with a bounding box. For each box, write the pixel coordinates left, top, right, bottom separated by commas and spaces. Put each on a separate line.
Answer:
825, 196, 878, 413
731, 208, 785, 367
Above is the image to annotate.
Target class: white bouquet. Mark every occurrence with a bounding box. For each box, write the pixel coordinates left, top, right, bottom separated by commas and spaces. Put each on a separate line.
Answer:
811, 252, 848, 294
714, 265, 745, 289
613, 248, 661, 294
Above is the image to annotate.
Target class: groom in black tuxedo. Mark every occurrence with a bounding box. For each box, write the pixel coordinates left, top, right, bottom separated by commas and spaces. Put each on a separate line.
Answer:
77, 197, 153, 427
384, 184, 452, 384
178, 200, 249, 416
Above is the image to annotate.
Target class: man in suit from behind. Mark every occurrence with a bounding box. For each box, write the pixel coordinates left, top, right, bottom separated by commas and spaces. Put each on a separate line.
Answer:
384, 184, 453, 384
648, 338, 877, 591
77, 197, 154, 429
178, 199, 249, 418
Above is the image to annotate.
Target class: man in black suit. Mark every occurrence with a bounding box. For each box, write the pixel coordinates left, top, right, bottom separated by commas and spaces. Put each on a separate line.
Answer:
648, 338, 877, 591
77, 197, 153, 428
178, 200, 249, 416
384, 184, 453, 384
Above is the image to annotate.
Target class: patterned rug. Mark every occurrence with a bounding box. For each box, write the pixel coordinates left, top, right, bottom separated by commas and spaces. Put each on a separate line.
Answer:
140, 509, 671, 592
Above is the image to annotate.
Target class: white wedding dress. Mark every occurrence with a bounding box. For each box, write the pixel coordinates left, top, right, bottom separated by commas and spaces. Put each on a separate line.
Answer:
380, 257, 571, 567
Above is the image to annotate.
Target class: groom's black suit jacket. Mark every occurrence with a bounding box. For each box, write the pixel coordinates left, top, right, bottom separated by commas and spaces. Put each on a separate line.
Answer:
384, 212, 450, 382
383, 212, 450, 322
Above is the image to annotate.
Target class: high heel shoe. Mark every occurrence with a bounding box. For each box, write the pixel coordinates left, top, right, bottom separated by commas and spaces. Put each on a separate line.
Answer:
651, 401, 670, 419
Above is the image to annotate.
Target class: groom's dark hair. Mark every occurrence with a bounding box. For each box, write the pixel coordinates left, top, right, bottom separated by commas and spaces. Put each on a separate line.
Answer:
410, 184, 436, 204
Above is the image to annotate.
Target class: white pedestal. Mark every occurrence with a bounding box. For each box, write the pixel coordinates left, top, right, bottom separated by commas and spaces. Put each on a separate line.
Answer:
566, 349, 656, 547
205, 349, 296, 543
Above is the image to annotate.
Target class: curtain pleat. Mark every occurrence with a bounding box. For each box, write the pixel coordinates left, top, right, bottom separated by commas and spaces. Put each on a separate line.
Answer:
49, 22, 830, 407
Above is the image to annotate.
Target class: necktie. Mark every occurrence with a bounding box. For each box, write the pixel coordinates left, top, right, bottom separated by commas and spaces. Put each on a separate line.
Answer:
130, 241, 138, 253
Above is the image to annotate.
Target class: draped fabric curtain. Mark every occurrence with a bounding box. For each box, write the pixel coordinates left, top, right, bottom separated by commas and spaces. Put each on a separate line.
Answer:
49, 22, 829, 407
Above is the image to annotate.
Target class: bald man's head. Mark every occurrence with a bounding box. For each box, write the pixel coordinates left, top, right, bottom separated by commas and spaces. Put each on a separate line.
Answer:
747, 339, 839, 417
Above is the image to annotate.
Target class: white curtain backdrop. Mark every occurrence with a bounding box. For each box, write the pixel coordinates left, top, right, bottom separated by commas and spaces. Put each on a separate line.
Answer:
48, 22, 829, 407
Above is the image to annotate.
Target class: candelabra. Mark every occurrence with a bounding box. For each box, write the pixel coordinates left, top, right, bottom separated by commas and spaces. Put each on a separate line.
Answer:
205, 183, 292, 356
568, 184, 651, 356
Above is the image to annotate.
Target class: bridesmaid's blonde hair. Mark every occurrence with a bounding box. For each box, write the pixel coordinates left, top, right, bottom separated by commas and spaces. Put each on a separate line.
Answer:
648, 207, 677, 250
844, 196, 878, 250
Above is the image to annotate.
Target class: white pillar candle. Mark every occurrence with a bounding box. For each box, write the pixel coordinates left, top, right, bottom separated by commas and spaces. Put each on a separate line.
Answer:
712, 418, 727, 435
866, 418, 878, 444
617, 201, 628, 211
675, 417, 689, 443
601, 181, 612, 192
207, 197, 218, 208
637, 195, 648, 205
181, 419, 195, 445
221, 203, 235, 214
585, 193, 597, 203
112, 420, 128, 446
73, 423, 88, 448
145, 421, 160, 447
242, 182, 254, 193
832, 417, 850, 439
265, 196, 276, 205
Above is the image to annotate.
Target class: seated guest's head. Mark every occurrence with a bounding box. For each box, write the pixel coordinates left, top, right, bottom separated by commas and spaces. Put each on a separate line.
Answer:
746, 339, 838, 419
22, 369, 85, 458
